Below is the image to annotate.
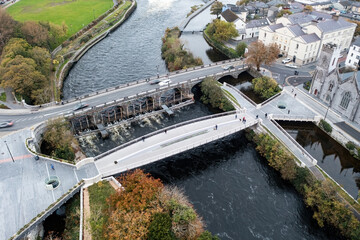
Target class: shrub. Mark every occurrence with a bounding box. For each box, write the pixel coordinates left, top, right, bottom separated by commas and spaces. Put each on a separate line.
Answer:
235, 42, 247, 57
200, 77, 235, 111
80, 34, 92, 44
147, 213, 175, 240
346, 141, 356, 150
319, 119, 332, 133
252, 76, 281, 100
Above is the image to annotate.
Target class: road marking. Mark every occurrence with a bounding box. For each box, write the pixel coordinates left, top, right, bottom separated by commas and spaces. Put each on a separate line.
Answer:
73, 169, 79, 182
0, 154, 32, 163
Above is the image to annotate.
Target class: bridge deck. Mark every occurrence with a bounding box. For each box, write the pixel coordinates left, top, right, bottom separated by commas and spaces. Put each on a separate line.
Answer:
96, 113, 257, 177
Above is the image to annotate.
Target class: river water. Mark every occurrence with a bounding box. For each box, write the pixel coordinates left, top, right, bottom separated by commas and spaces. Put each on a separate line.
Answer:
64, 0, 341, 238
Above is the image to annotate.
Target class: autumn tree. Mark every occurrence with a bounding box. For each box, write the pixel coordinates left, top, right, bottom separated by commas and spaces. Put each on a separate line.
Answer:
38, 21, 68, 50
207, 19, 239, 42
200, 77, 234, 111
252, 76, 281, 99
30, 46, 51, 75
303, 5, 313, 13
0, 8, 17, 54
1, 38, 31, 60
21, 21, 49, 47
245, 41, 279, 71
210, 1, 223, 18
236, 0, 249, 5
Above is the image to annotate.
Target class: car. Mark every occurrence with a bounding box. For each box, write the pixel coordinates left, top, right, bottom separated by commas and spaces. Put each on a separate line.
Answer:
73, 102, 89, 111
282, 58, 292, 64
222, 65, 235, 70
158, 79, 171, 86
149, 79, 160, 85
0, 120, 13, 128
278, 54, 283, 58
285, 64, 298, 69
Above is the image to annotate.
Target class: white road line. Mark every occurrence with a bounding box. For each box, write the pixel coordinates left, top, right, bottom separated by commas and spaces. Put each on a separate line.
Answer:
73, 169, 79, 182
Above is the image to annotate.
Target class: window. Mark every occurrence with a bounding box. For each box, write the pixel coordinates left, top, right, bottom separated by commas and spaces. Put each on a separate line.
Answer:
329, 84, 333, 91
304, 54, 307, 58
354, 46, 356, 50
356, 55, 360, 60
264, 33, 267, 38
351, 53, 354, 57
332, 58, 336, 66
349, 60, 352, 63
306, 46, 308, 52
340, 92, 351, 109
296, 44, 299, 49
326, 94, 331, 102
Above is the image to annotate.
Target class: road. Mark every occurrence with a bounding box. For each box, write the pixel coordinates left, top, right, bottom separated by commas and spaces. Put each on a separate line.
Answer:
0, 60, 247, 132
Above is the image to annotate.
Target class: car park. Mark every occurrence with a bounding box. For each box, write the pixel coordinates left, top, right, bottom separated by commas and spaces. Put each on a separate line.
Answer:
0, 120, 13, 128
73, 102, 89, 111
282, 58, 291, 64
222, 65, 234, 70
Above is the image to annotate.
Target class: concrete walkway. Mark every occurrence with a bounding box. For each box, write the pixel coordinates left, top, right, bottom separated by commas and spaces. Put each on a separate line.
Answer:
83, 188, 92, 240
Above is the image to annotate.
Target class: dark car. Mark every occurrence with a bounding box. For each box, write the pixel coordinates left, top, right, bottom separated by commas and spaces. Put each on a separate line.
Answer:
0, 120, 14, 128
73, 102, 89, 111
149, 79, 161, 85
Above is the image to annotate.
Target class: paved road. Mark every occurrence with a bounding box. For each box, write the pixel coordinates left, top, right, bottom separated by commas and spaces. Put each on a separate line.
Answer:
0, 60, 247, 133
334, 122, 360, 141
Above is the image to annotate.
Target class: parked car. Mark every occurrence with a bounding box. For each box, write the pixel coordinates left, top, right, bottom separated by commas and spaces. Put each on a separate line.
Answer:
158, 79, 172, 86
278, 54, 283, 58
285, 64, 298, 69
73, 102, 89, 111
149, 79, 160, 85
222, 65, 235, 70
282, 58, 292, 64
0, 120, 13, 128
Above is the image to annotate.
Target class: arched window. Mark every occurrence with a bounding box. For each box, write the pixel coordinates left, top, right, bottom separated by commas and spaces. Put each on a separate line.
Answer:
339, 92, 351, 109
328, 83, 333, 91
326, 94, 331, 102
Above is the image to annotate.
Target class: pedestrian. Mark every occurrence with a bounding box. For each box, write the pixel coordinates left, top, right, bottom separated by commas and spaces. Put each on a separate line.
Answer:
51, 164, 55, 170
291, 89, 294, 93
142, 136, 145, 142
294, 94, 297, 98
215, 125, 218, 130
165, 129, 167, 134
114, 161, 118, 164
256, 115, 258, 119
243, 116, 246, 122
235, 114, 237, 119
288, 109, 290, 114
265, 113, 268, 118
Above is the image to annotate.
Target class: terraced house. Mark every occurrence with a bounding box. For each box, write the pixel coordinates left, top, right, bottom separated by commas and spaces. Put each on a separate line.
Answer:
259, 11, 356, 65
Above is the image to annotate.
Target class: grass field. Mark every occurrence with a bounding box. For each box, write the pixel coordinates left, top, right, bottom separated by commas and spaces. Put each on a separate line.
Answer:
6, 0, 114, 37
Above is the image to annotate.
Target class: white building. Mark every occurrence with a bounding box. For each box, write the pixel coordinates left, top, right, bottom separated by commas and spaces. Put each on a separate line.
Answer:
259, 11, 356, 65
221, 9, 270, 40
345, 44, 360, 69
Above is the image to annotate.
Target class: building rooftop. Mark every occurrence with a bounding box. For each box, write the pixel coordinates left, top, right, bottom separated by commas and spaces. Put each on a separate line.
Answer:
287, 11, 332, 25
246, 18, 270, 28
268, 23, 284, 31
299, 32, 321, 43
221, 9, 240, 23
267, 0, 285, 6
288, 24, 305, 36
317, 18, 355, 33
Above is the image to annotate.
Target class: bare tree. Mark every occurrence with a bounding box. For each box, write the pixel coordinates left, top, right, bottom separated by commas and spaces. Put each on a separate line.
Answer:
245, 41, 279, 71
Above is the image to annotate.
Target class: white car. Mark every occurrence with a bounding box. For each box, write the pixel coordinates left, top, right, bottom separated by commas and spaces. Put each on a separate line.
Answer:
282, 58, 291, 64
285, 64, 298, 69
158, 79, 171, 86
222, 65, 234, 70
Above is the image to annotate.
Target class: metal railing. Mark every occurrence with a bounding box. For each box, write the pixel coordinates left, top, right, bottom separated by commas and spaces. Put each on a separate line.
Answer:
94, 110, 245, 160
271, 114, 316, 122
260, 91, 282, 107
101, 120, 259, 177
225, 84, 257, 107
270, 119, 317, 165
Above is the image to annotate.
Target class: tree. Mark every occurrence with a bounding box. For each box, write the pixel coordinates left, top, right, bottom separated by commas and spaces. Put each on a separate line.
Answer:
235, 42, 247, 57
277, 9, 292, 18
200, 77, 234, 111
147, 213, 175, 240
1, 38, 31, 60
0, 8, 17, 54
21, 21, 49, 47
30, 46, 51, 75
210, 1, 223, 18
346, 19, 360, 36
303, 5, 313, 13
236, 0, 249, 6
252, 76, 281, 99
198, 231, 220, 240
245, 41, 279, 71
207, 19, 238, 42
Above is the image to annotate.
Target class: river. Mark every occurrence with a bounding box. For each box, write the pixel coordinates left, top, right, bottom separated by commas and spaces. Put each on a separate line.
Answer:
63, 0, 340, 238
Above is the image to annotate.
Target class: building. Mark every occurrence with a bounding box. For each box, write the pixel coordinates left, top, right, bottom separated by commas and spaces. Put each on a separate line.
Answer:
310, 44, 360, 124
222, 4, 248, 22
345, 44, 360, 69
221, 9, 270, 40
259, 11, 356, 65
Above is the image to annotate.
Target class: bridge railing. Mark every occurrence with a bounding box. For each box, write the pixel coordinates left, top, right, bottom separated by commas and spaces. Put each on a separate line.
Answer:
271, 114, 316, 122
100, 120, 259, 177
269, 118, 317, 165
225, 83, 258, 107
260, 91, 282, 107
94, 110, 247, 160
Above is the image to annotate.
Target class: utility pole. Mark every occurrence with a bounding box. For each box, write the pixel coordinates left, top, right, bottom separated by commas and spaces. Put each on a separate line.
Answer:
4, 140, 14, 162
324, 97, 332, 121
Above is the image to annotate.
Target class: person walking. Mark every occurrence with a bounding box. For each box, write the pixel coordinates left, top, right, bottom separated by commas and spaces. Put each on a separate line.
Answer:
235, 114, 237, 119
288, 109, 290, 114
215, 125, 218, 130
165, 129, 167, 134
256, 115, 258, 119
265, 113, 268, 118
294, 94, 297, 98
50, 164, 55, 170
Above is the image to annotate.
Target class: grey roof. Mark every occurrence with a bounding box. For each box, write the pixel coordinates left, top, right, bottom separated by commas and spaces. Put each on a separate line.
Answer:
299, 33, 321, 43
351, 1, 360, 7
221, 9, 239, 23
246, 18, 270, 28
269, 6, 279, 11
310, 1, 332, 5
340, 1, 353, 7
287, 11, 332, 25
340, 71, 354, 82
266, 0, 285, 7
317, 18, 356, 33
252, 1, 269, 8
268, 23, 284, 31
288, 24, 305, 36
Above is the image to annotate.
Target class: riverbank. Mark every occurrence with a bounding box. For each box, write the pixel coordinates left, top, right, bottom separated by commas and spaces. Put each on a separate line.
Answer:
55, 0, 137, 100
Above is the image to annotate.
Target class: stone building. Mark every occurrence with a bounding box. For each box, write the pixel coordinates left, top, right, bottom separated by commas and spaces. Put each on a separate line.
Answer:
310, 44, 360, 124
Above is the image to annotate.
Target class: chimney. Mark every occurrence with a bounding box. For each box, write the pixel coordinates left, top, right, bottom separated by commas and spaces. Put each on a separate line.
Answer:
332, 11, 340, 21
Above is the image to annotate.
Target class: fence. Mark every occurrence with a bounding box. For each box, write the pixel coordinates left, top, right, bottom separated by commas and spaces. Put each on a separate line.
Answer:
271, 114, 316, 122
225, 83, 258, 107
101, 120, 259, 177
94, 110, 245, 160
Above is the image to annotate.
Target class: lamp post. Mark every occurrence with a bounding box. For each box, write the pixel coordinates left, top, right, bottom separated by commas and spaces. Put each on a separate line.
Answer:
4, 140, 14, 162
156, 65, 159, 78
324, 96, 332, 121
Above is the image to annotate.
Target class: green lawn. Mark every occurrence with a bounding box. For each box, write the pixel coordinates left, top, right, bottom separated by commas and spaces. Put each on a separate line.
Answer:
6, 0, 114, 36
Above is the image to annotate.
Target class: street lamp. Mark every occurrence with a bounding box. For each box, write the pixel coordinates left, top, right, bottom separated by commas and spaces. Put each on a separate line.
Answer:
4, 140, 14, 162
324, 96, 332, 120
156, 65, 159, 78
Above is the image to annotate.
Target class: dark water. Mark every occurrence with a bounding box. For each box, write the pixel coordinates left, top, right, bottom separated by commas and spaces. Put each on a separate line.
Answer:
279, 121, 360, 199
218, 72, 264, 104
139, 132, 338, 240
62, 0, 204, 99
